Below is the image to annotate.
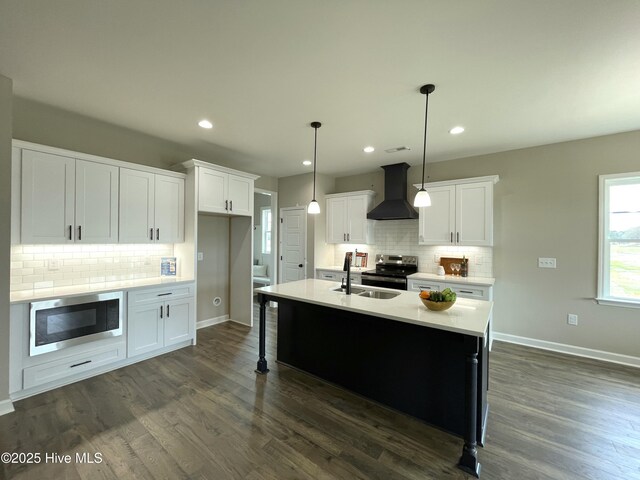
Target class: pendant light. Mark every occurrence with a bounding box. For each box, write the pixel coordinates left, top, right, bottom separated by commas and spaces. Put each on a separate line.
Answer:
307, 121, 322, 214
413, 84, 435, 207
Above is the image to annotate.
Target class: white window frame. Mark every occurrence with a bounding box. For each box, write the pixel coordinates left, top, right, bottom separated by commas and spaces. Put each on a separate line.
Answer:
261, 206, 272, 255
597, 171, 640, 308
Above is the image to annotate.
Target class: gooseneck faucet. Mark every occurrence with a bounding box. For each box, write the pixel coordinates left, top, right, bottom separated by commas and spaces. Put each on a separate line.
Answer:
342, 252, 352, 295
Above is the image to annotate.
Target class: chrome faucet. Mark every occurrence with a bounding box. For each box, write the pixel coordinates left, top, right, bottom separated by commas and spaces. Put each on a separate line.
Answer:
342, 252, 352, 295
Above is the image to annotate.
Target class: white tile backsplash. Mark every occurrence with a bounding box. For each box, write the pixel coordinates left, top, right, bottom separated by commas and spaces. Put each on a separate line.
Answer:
333, 219, 493, 277
10, 244, 175, 291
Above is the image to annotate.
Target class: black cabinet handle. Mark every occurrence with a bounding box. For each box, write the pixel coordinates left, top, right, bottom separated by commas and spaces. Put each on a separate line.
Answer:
225, 200, 228, 211
347, 233, 350, 241
157, 292, 172, 297
69, 225, 73, 240
156, 228, 159, 241
457, 232, 460, 243
78, 225, 82, 241
459, 290, 474, 294
167, 304, 170, 317
298, 264, 303, 268
229, 200, 233, 211
70, 360, 91, 369
450, 232, 453, 243
150, 228, 153, 240
160, 306, 163, 318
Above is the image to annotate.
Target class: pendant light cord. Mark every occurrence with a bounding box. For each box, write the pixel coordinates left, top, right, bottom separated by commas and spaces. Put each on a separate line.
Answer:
421, 90, 430, 188
313, 125, 318, 199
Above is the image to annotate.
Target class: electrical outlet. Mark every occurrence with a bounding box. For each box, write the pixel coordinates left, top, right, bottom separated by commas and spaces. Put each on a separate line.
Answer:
538, 257, 557, 268
47, 259, 60, 271
197, 252, 204, 261
475, 255, 482, 265
567, 314, 578, 326
433, 255, 440, 264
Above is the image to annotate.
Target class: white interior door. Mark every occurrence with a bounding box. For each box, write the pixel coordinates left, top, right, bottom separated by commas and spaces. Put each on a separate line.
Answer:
279, 207, 306, 283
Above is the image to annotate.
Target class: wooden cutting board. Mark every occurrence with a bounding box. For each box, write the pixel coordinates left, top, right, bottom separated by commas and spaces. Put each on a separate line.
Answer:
440, 257, 464, 275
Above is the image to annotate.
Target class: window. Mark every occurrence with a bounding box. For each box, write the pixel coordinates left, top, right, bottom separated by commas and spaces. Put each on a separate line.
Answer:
261, 207, 272, 254
598, 172, 640, 306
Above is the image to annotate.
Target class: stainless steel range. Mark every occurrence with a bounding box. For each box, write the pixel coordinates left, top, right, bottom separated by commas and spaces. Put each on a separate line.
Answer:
360, 254, 418, 290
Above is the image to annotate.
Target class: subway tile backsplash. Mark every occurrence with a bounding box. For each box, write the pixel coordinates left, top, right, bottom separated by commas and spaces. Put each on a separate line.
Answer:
10, 244, 175, 292
333, 219, 493, 277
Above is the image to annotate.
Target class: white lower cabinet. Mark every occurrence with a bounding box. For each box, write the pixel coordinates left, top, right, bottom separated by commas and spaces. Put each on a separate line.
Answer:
316, 269, 361, 284
23, 343, 126, 390
407, 278, 492, 301
127, 283, 195, 358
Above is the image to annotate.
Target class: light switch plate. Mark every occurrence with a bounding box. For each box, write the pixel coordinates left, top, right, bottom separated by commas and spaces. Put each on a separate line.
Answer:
538, 257, 557, 268
197, 252, 204, 261
47, 259, 60, 271
567, 314, 578, 326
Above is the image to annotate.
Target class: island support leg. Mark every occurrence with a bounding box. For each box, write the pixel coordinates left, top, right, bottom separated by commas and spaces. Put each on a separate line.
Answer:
458, 336, 481, 477
255, 293, 269, 374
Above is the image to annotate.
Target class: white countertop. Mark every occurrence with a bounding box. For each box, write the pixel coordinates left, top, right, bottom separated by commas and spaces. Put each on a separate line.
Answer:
315, 265, 369, 273
10, 277, 195, 304
255, 279, 492, 338
407, 272, 495, 286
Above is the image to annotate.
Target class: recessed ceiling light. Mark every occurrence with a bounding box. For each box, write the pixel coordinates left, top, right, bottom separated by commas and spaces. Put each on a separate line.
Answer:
198, 119, 213, 129
449, 126, 465, 135
302, 160, 312, 166
363, 146, 375, 153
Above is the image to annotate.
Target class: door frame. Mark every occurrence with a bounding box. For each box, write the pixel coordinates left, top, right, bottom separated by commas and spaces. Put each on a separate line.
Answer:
254, 188, 278, 285
279, 206, 307, 284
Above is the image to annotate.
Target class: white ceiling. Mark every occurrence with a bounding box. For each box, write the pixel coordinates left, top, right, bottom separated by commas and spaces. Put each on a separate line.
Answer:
1, 0, 640, 178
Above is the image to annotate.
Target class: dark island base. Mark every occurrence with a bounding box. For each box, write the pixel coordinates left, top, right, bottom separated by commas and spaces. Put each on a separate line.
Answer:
275, 299, 488, 443
255, 293, 488, 477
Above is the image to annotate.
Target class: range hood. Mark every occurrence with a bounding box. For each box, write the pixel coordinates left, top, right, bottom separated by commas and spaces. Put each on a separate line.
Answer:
367, 163, 419, 220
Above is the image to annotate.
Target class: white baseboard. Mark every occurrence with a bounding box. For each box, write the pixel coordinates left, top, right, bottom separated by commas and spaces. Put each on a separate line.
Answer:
493, 332, 640, 368
197, 315, 229, 330
0, 399, 15, 416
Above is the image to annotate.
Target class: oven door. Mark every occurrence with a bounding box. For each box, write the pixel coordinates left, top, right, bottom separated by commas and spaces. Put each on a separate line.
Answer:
361, 275, 407, 290
30, 292, 123, 356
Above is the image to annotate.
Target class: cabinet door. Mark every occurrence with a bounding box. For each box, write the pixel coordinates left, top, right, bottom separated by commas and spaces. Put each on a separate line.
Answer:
456, 182, 493, 246
21, 149, 75, 244
418, 185, 455, 245
346, 195, 370, 244
227, 174, 253, 216
164, 297, 195, 347
326, 197, 348, 243
75, 160, 119, 243
128, 302, 164, 357
119, 169, 155, 243
198, 168, 228, 214
154, 175, 184, 243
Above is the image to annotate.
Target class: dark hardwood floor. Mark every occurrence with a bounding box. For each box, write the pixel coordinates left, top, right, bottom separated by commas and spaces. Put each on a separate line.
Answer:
1, 304, 640, 479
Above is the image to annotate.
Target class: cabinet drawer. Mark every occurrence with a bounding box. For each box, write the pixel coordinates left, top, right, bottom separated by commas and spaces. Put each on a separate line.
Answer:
407, 280, 444, 292
448, 284, 489, 300
317, 271, 339, 281
129, 283, 195, 305
23, 342, 126, 389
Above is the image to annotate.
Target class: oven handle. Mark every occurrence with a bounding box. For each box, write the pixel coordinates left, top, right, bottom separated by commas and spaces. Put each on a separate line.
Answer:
361, 275, 406, 284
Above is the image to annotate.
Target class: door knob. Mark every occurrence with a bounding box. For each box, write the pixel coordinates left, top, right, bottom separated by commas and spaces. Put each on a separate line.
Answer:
298, 264, 303, 268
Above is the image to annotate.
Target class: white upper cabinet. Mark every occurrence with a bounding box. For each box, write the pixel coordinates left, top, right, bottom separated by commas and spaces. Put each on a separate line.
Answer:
119, 168, 184, 243
227, 174, 253, 216
21, 149, 118, 244
326, 191, 375, 244
75, 160, 119, 243
183, 160, 258, 217
416, 176, 498, 246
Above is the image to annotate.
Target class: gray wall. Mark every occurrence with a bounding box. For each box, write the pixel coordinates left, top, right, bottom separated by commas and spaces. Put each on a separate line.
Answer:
278, 172, 335, 278
335, 131, 640, 357
0, 75, 13, 404
196, 215, 229, 322
13, 97, 277, 186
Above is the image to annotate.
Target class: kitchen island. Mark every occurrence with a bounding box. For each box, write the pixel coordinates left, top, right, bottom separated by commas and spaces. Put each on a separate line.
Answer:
254, 279, 492, 478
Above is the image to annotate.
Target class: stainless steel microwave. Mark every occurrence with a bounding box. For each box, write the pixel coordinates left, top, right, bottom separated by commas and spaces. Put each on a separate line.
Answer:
30, 291, 123, 356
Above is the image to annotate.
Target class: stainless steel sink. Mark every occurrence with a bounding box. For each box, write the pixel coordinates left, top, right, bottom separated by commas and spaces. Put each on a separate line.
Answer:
332, 286, 366, 295
357, 290, 400, 299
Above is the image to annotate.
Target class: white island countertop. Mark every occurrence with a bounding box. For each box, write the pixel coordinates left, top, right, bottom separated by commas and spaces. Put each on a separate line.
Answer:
255, 279, 492, 338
